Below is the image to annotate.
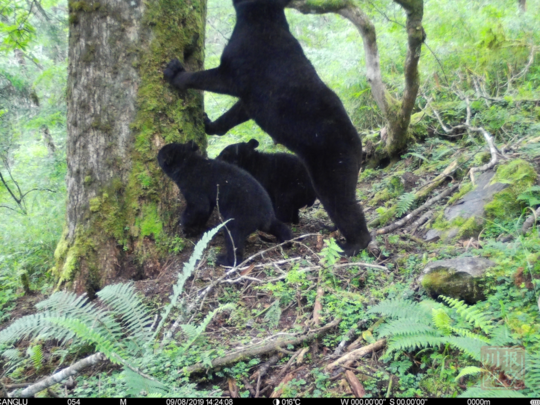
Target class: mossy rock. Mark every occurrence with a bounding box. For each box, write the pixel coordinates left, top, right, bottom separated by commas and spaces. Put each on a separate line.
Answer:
484, 159, 537, 220
424, 170, 506, 242
419, 257, 495, 303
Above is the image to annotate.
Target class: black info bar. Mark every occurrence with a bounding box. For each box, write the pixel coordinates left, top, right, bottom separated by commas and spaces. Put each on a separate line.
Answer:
1, 398, 537, 405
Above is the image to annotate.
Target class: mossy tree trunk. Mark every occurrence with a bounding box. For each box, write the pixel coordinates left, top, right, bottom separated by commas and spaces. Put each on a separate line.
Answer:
289, 0, 424, 161
55, 0, 206, 295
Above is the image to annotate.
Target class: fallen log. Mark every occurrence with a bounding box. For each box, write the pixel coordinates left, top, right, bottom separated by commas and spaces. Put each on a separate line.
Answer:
186, 318, 342, 374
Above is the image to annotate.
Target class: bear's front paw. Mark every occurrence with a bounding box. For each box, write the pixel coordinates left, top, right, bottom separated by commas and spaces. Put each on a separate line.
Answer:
163, 58, 186, 84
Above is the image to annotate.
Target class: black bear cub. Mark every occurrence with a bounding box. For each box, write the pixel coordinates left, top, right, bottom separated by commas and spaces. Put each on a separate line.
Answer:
157, 142, 292, 266
217, 139, 316, 224
163, 0, 371, 256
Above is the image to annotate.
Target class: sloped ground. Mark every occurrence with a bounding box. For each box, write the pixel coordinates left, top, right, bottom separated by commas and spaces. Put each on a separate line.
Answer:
2, 146, 539, 398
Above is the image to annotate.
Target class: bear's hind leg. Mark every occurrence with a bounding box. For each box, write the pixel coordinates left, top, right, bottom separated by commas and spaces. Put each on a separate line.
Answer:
217, 226, 246, 267
307, 155, 371, 256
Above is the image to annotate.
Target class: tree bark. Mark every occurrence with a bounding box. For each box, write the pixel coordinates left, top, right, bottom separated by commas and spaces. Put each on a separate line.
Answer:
55, 0, 207, 295
288, 0, 424, 159
518, 0, 526, 12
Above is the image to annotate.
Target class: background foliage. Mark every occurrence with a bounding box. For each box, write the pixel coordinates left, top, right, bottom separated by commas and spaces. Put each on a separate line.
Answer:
0, 0, 539, 398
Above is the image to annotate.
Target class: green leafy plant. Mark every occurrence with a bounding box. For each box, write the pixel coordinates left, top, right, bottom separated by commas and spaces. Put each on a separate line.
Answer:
0, 223, 233, 397
517, 185, 540, 208
396, 192, 416, 217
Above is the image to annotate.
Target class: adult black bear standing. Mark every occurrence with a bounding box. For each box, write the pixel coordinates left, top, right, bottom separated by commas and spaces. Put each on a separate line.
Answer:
163, 0, 371, 255
157, 142, 292, 266
217, 139, 316, 224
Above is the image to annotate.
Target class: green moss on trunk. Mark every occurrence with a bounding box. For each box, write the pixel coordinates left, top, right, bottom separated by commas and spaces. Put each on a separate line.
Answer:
56, 0, 207, 294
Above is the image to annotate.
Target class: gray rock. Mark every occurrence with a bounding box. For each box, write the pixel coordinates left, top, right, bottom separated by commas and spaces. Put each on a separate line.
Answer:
419, 257, 496, 303
423, 170, 508, 242
444, 170, 508, 222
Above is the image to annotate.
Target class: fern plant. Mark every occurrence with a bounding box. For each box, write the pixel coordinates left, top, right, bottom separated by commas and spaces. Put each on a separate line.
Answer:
369, 296, 497, 361
0, 223, 233, 397
395, 192, 416, 217
369, 296, 537, 397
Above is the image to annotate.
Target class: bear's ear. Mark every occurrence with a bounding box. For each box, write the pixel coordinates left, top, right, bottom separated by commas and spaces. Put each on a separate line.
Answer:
247, 139, 259, 149
186, 140, 199, 152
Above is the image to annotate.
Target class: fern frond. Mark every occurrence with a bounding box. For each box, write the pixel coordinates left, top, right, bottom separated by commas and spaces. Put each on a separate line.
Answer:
377, 318, 439, 338
48, 317, 126, 363
29, 345, 43, 371
387, 334, 443, 353
368, 299, 430, 322
446, 336, 487, 361
1, 349, 20, 361
97, 282, 153, 349
432, 308, 452, 334
490, 325, 517, 347
180, 324, 199, 341
264, 301, 281, 329
154, 222, 230, 342
122, 367, 168, 397
454, 366, 485, 381
458, 387, 526, 398
448, 326, 491, 343
0, 311, 77, 345
526, 351, 540, 396
182, 303, 235, 352
396, 193, 416, 217
440, 295, 494, 334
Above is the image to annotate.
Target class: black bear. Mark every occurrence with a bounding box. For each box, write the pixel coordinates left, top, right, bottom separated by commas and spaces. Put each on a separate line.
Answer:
163, 0, 371, 256
216, 139, 316, 224
157, 141, 292, 266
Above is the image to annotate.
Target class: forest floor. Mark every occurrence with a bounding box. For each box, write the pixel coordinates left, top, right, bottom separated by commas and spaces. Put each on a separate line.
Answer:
2, 148, 539, 398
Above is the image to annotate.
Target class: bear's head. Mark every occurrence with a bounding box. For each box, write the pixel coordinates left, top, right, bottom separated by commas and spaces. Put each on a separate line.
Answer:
157, 141, 200, 175
216, 139, 259, 167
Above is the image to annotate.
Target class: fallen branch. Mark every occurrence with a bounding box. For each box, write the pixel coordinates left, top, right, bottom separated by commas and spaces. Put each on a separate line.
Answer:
12, 352, 106, 398
376, 185, 459, 235
415, 159, 459, 200
333, 320, 367, 356
522, 207, 540, 235
186, 318, 342, 374
252, 354, 281, 397
345, 370, 366, 398
406, 210, 433, 234
326, 339, 386, 372
468, 126, 498, 184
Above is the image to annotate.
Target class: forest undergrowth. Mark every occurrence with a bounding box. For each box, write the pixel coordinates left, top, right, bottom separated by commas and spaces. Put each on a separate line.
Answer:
1, 0, 540, 398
